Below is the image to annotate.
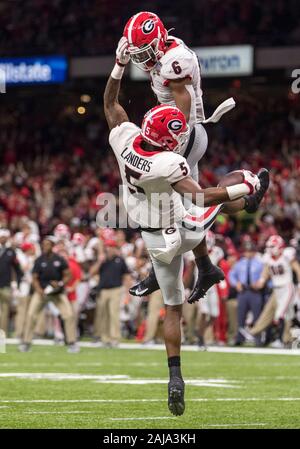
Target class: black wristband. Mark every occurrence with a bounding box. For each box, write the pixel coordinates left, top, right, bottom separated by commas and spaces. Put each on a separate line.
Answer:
116, 59, 125, 67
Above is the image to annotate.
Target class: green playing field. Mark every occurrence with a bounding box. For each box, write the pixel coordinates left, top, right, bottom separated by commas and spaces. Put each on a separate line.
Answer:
1, 343, 300, 429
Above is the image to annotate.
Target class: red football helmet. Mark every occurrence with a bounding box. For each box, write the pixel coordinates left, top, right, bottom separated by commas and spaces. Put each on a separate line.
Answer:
54, 224, 70, 241
141, 105, 190, 153
266, 235, 285, 257
123, 11, 168, 71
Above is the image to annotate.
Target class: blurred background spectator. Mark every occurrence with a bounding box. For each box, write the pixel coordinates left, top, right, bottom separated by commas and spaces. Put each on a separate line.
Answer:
1, 0, 300, 57
0, 0, 300, 350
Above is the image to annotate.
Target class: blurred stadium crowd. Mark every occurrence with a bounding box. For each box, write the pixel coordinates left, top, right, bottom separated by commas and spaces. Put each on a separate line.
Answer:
1, 0, 300, 57
1, 90, 300, 241
1, 90, 300, 350
1, 0, 300, 351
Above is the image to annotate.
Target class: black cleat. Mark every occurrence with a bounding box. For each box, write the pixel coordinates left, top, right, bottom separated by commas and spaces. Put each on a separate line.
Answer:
168, 377, 185, 416
244, 168, 270, 213
188, 265, 225, 304
129, 266, 159, 297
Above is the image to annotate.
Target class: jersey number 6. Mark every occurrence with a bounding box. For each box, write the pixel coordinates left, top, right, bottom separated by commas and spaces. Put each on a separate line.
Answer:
172, 61, 182, 75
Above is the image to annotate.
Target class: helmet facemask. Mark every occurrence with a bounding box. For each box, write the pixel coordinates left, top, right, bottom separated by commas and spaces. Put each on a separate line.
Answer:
128, 26, 166, 71
267, 245, 281, 257
129, 40, 161, 70
169, 125, 190, 153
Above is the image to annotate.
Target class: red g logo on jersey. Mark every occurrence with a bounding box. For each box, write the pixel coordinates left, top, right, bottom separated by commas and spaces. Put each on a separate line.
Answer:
142, 19, 155, 34
167, 119, 183, 132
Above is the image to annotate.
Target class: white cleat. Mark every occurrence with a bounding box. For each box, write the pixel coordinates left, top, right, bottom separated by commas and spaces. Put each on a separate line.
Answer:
239, 327, 255, 343
67, 343, 80, 353
270, 339, 284, 349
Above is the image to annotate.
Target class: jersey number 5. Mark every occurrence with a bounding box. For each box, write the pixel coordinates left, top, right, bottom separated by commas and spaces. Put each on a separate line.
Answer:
125, 165, 145, 195
179, 162, 188, 176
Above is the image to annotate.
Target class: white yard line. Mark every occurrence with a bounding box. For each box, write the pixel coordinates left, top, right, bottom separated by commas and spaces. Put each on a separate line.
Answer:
22, 411, 95, 414
0, 373, 129, 380
109, 417, 175, 421
1, 397, 300, 404
1, 361, 300, 368
206, 423, 267, 427
0, 373, 240, 388
5, 338, 300, 355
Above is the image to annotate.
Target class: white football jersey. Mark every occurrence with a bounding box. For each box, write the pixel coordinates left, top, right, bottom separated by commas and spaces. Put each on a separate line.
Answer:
209, 246, 224, 265
70, 245, 87, 264
150, 37, 205, 128
263, 248, 296, 287
109, 122, 190, 228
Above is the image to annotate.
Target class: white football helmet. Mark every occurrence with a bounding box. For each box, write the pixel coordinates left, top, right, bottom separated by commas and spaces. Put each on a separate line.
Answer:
266, 235, 285, 257
54, 224, 70, 241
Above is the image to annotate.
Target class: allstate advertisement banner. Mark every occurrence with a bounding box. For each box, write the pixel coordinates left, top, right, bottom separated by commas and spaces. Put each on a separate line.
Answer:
0, 56, 68, 85
130, 45, 253, 80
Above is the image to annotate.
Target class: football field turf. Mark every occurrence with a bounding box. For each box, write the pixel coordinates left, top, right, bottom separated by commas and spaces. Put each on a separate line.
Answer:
1, 343, 300, 429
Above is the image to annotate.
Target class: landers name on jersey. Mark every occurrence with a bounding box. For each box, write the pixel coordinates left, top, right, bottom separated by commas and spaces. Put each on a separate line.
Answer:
109, 122, 190, 229
150, 37, 205, 126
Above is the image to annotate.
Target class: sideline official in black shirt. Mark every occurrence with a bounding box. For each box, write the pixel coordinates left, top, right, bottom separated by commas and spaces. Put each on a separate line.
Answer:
0, 229, 23, 334
92, 239, 131, 346
20, 236, 78, 353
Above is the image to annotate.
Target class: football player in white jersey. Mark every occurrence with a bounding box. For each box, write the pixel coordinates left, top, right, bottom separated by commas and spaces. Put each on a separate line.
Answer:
103, 56, 269, 415
242, 235, 300, 347
120, 11, 258, 302
258, 235, 300, 345
197, 231, 225, 349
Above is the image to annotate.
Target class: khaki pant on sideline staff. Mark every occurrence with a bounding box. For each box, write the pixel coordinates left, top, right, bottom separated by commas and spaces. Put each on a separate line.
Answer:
226, 298, 238, 343
0, 287, 11, 334
23, 292, 76, 344
69, 300, 79, 339
251, 292, 291, 343
94, 287, 121, 344
182, 301, 199, 344
15, 297, 48, 339
15, 296, 31, 339
143, 291, 164, 343
251, 293, 277, 335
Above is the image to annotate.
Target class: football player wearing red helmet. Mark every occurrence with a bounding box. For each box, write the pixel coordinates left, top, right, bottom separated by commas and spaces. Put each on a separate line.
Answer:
123, 12, 168, 72
121, 12, 242, 302
240, 235, 300, 348
103, 61, 269, 416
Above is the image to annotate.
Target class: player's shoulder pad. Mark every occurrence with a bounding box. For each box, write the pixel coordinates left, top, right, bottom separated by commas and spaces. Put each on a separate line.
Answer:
262, 252, 270, 264
160, 41, 195, 80
165, 152, 191, 183
283, 246, 296, 262
109, 122, 140, 147
157, 150, 187, 166
151, 151, 186, 176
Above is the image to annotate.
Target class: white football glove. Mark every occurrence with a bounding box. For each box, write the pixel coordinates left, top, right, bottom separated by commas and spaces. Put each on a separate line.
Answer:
242, 170, 261, 194
116, 36, 130, 66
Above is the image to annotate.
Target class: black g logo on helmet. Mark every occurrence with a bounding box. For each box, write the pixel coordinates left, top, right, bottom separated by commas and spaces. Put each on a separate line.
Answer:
142, 19, 155, 34
167, 119, 183, 132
